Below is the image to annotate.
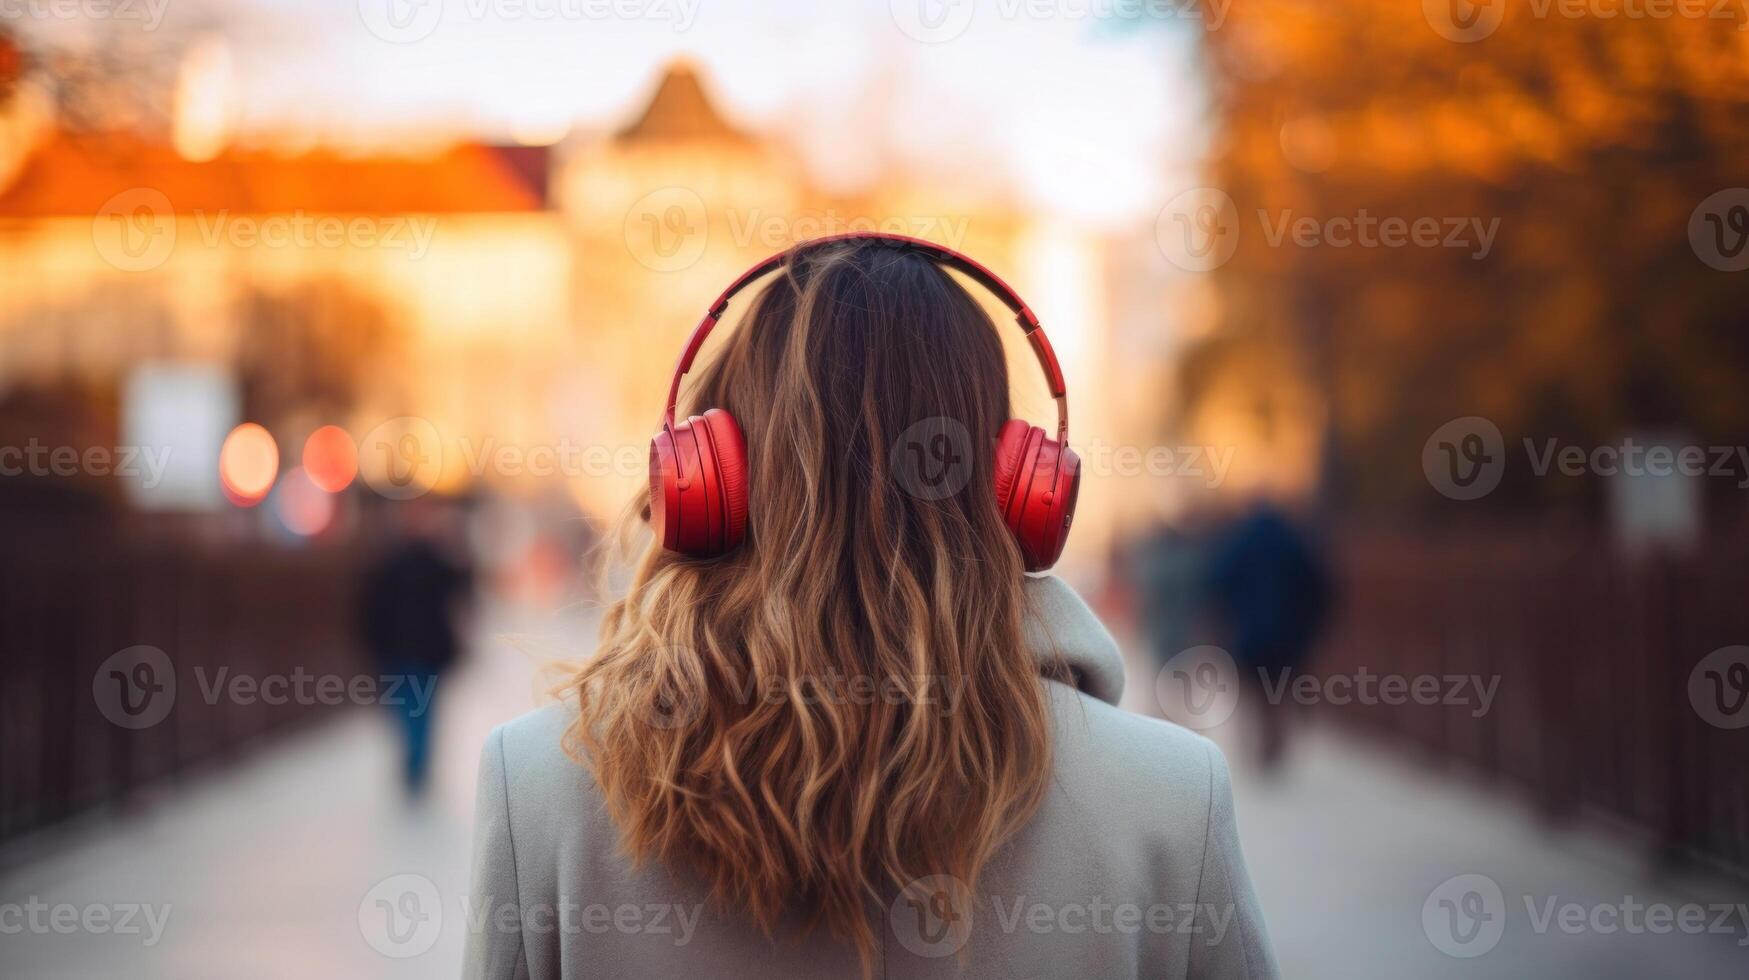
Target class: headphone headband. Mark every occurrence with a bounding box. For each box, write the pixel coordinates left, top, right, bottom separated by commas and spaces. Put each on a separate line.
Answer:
660, 232, 1069, 440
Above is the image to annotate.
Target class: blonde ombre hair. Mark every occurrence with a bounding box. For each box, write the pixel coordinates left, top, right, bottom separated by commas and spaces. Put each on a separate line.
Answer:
566, 240, 1054, 972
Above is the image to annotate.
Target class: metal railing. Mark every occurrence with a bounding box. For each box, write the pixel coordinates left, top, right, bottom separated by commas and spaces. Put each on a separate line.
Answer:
1318, 528, 1749, 875
0, 523, 366, 847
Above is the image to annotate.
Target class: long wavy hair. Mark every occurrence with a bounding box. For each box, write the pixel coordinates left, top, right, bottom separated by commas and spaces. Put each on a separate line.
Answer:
566, 239, 1054, 971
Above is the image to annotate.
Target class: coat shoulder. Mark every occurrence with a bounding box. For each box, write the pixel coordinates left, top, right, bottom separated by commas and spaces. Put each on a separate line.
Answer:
1044, 681, 1227, 830
486, 700, 606, 820
493, 700, 579, 766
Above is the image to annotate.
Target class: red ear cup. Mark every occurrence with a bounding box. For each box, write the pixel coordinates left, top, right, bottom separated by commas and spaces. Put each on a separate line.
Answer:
990, 419, 1080, 572
698, 408, 748, 549
649, 408, 749, 556
992, 419, 1032, 515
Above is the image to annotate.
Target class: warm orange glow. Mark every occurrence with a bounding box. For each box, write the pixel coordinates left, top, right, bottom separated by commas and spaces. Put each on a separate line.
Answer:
220, 423, 279, 506
302, 424, 358, 493
0, 57, 1129, 573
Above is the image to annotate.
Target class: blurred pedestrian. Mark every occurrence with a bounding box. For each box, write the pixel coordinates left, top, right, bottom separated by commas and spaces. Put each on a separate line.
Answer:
357, 496, 473, 796
1132, 516, 1216, 668
1204, 500, 1332, 770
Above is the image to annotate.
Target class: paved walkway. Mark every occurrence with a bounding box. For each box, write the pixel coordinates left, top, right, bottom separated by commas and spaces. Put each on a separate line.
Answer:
2, 604, 1744, 978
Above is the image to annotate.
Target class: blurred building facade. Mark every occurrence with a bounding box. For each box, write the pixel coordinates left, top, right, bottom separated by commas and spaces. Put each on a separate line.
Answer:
0, 54, 1129, 564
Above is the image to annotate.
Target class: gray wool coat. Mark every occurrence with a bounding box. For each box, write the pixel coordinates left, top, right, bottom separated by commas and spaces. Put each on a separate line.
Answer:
464, 576, 1279, 979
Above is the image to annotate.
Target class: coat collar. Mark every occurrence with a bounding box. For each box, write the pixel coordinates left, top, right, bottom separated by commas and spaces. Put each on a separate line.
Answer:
1021, 575, 1126, 707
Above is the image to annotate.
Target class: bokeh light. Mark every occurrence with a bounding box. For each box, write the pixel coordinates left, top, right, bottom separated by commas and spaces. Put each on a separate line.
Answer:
272, 466, 335, 537
219, 422, 279, 506
302, 424, 358, 493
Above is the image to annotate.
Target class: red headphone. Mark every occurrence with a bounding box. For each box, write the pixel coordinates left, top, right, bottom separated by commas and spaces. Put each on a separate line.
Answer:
649, 232, 1079, 571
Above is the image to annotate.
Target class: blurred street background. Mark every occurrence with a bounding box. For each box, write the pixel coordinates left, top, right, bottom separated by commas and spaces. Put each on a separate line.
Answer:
1, 1, 1747, 976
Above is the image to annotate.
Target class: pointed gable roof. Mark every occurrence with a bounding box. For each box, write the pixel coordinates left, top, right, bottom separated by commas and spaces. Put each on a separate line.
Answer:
614, 59, 753, 146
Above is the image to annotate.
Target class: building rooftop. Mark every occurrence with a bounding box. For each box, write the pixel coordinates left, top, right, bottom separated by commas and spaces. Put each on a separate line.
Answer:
613, 59, 754, 146
0, 131, 549, 216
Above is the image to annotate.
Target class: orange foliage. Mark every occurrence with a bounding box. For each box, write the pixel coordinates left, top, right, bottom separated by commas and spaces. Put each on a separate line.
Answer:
1182, 1, 1749, 513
